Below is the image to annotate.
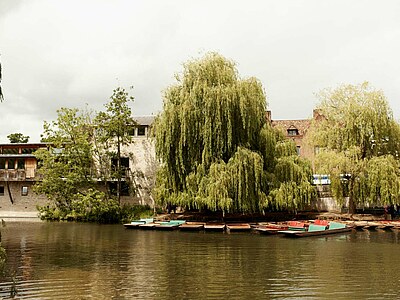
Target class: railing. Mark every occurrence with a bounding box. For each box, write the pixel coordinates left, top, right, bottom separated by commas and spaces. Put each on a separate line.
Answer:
0, 169, 38, 181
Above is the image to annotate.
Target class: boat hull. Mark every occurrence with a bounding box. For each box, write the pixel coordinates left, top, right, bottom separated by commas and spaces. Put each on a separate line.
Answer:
279, 227, 352, 237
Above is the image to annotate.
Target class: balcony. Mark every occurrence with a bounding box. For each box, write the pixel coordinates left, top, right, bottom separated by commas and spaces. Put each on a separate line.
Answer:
0, 169, 38, 181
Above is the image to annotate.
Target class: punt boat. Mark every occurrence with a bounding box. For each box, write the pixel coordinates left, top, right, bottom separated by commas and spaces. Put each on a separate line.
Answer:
279, 221, 352, 238
123, 218, 154, 229
226, 223, 252, 232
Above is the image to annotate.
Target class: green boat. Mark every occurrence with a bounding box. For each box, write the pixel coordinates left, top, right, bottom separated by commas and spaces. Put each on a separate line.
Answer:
154, 220, 186, 230
279, 221, 352, 237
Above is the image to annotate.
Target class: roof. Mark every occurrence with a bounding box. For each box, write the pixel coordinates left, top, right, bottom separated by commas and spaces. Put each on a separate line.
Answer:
133, 116, 156, 126
271, 119, 311, 136
0, 143, 48, 148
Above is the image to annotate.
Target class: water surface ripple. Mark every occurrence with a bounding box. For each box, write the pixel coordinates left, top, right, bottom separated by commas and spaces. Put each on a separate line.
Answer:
1, 222, 400, 299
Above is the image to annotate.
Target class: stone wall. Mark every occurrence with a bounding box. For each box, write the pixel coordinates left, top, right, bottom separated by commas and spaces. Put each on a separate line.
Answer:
120, 137, 157, 207
0, 181, 48, 212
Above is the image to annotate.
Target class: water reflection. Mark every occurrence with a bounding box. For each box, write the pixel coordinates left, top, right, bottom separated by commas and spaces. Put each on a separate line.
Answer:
1, 222, 400, 299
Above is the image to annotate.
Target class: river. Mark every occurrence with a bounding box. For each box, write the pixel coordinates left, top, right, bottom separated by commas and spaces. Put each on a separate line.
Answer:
0, 221, 399, 299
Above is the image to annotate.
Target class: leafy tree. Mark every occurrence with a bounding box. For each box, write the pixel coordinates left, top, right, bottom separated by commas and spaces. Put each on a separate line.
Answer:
94, 87, 135, 203
35, 103, 149, 223
7, 132, 29, 143
34, 107, 96, 209
309, 82, 400, 213
155, 52, 315, 214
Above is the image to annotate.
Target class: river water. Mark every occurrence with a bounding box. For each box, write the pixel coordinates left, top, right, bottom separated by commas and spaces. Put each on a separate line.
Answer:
0, 221, 399, 299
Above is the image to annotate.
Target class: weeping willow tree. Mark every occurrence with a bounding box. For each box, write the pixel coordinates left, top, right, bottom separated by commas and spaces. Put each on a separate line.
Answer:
309, 82, 400, 213
155, 52, 315, 214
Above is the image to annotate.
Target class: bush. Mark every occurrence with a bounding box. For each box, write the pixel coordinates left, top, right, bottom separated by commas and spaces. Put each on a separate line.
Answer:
38, 190, 154, 224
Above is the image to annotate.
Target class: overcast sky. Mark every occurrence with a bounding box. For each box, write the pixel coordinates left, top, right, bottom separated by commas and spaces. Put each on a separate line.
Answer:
1, 0, 399, 142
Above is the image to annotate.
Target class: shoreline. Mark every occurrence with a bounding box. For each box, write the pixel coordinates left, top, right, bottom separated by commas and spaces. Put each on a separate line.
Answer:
0, 211, 40, 222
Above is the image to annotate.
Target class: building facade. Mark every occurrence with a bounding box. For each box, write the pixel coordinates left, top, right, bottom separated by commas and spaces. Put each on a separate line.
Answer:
0, 143, 48, 212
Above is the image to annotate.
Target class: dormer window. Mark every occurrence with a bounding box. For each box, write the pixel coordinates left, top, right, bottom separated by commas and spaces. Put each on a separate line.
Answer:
287, 128, 299, 136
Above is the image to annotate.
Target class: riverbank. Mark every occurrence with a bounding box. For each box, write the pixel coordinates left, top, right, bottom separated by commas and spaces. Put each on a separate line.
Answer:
0, 209, 389, 223
0, 211, 40, 221
164, 211, 390, 223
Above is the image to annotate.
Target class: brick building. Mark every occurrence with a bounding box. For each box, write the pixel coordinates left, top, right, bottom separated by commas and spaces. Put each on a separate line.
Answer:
269, 109, 324, 161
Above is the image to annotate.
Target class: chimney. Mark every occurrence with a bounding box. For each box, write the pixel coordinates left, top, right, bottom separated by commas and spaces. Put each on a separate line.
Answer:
266, 110, 272, 123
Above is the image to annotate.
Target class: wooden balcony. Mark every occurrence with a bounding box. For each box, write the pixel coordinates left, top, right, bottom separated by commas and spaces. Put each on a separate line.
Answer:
0, 169, 39, 181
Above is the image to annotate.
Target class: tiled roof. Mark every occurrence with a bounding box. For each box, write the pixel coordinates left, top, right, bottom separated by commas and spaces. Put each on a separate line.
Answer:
271, 119, 311, 136
133, 116, 156, 126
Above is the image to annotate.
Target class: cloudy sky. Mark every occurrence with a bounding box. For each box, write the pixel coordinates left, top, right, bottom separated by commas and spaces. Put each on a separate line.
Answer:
1, 0, 399, 142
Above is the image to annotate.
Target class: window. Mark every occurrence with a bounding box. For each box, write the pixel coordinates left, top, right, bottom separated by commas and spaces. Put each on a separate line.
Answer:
108, 182, 130, 196
2, 148, 18, 154
137, 126, 146, 136
121, 182, 130, 196
0, 159, 5, 169
296, 146, 301, 156
21, 186, 28, 196
22, 148, 37, 154
287, 128, 299, 136
120, 157, 129, 169
0, 186, 4, 196
18, 159, 25, 170
111, 157, 130, 173
128, 126, 135, 136
7, 159, 15, 169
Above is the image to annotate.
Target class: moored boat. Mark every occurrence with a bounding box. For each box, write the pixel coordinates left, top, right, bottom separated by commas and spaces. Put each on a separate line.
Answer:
124, 218, 154, 229
279, 221, 352, 237
253, 223, 288, 235
287, 221, 308, 231
353, 221, 369, 230
204, 223, 226, 232
226, 223, 251, 232
155, 220, 186, 230
179, 222, 205, 231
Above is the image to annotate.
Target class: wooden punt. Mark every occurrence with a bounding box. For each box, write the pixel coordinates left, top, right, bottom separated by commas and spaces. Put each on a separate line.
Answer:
204, 223, 226, 232
253, 223, 288, 235
123, 218, 154, 229
365, 221, 380, 230
279, 222, 352, 238
390, 221, 400, 229
376, 221, 395, 230
138, 223, 157, 230
155, 220, 186, 230
353, 221, 369, 230
179, 222, 205, 231
226, 223, 251, 232
286, 221, 307, 231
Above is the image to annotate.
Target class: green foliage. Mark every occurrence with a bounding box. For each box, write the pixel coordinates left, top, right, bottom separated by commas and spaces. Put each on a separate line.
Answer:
121, 204, 154, 223
38, 195, 153, 224
35, 88, 143, 223
310, 82, 400, 212
95, 87, 135, 202
34, 108, 95, 208
7, 132, 29, 143
155, 52, 315, 213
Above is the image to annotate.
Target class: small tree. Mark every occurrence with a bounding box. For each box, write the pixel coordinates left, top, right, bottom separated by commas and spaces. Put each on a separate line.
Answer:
309, 82, 400, 213
7, 133, 29, 143
35, 108, 95, 209
95, 87, 135, 203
